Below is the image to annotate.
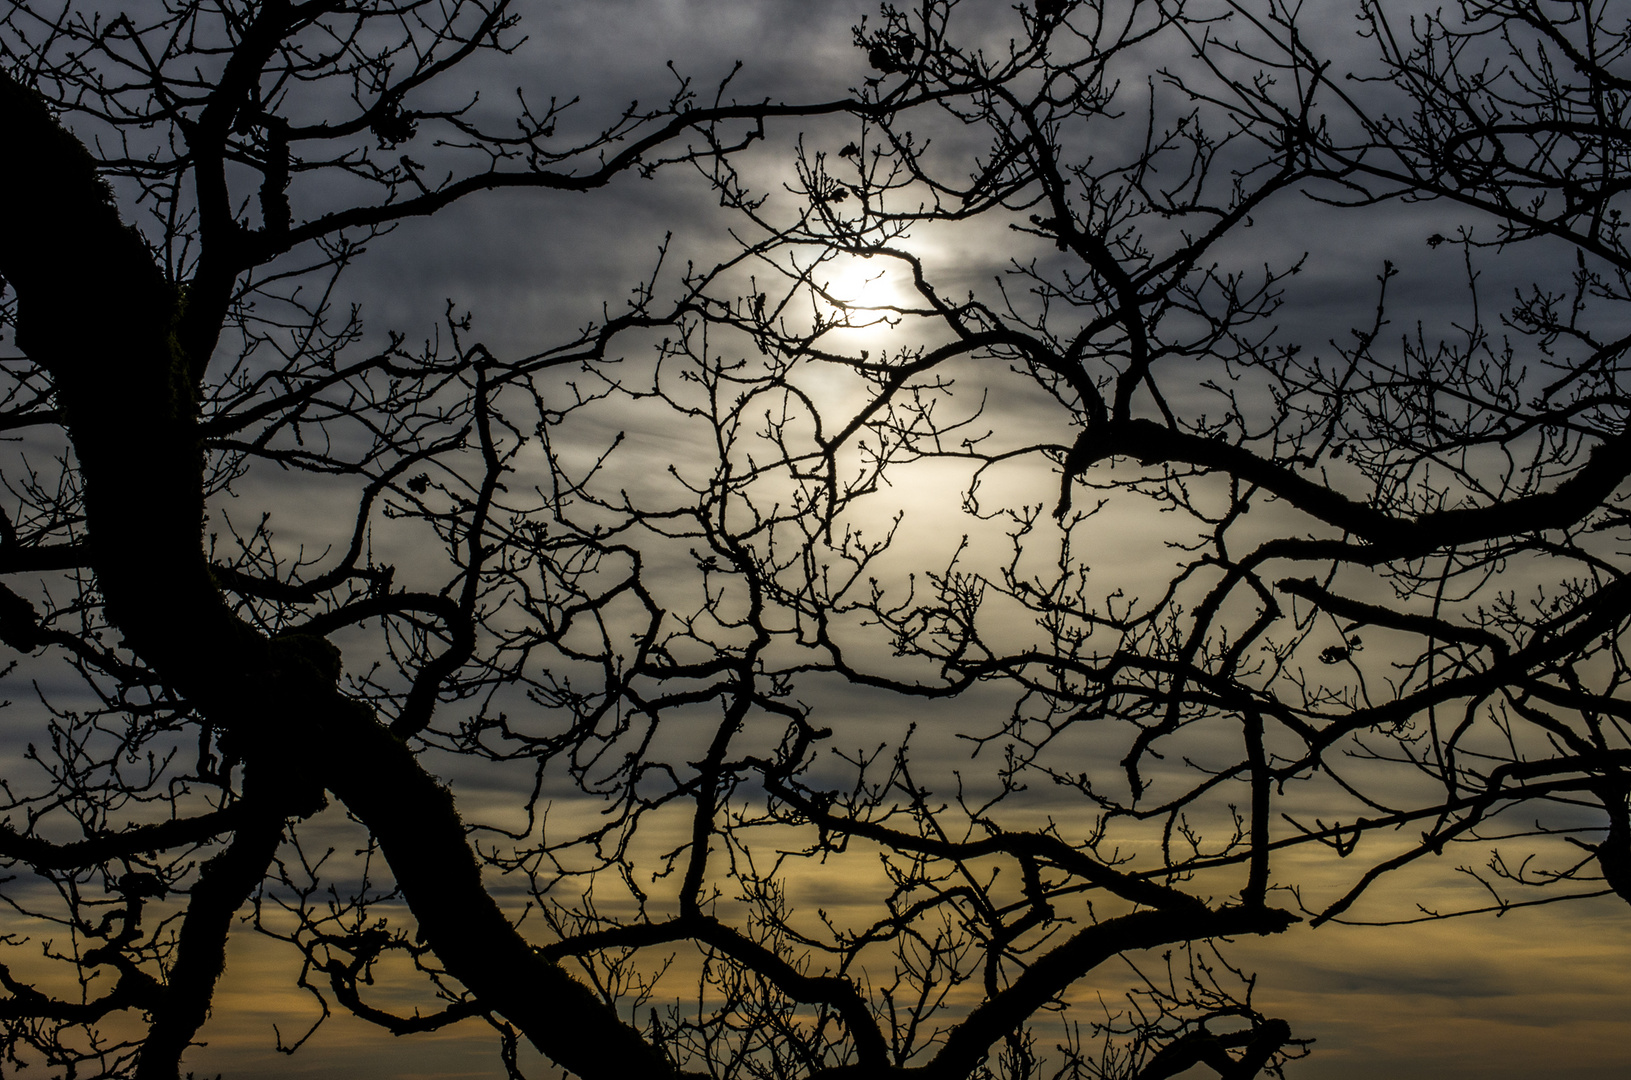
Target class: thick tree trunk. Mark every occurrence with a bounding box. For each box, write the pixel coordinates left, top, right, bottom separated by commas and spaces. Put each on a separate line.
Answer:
0, 70, 676, 1080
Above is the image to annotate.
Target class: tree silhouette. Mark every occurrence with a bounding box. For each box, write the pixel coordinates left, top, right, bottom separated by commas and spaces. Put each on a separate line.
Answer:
0, 2, 1627, 1079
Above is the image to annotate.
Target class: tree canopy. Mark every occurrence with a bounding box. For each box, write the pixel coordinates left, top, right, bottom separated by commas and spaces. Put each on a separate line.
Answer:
1, 1, 1629, 1078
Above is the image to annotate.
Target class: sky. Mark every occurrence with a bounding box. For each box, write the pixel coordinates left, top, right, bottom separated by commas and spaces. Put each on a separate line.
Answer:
4, 0, 1631, 1078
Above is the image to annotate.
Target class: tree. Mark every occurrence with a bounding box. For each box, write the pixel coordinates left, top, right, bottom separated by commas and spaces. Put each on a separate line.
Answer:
709, 0, 1631, 1030
0, 1, 1627, 1079
0, 1, 871, 1075
726, 0, 1631, 930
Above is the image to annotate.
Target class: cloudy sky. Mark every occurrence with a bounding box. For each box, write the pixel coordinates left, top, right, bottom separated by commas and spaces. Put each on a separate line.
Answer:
7, 0, 1630, 1077
255, 2, 1631, 1075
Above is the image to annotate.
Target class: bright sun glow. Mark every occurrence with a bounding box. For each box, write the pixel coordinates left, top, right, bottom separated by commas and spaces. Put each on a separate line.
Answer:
821, 257, 901, 312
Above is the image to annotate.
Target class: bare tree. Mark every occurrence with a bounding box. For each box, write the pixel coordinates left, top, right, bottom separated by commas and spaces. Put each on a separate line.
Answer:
1180, 0, 1631, 921
631, 0, 1631, 1069
1, 0, 1626, 1078
690, 0, 1631, 996
0, 1, 879, 1075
